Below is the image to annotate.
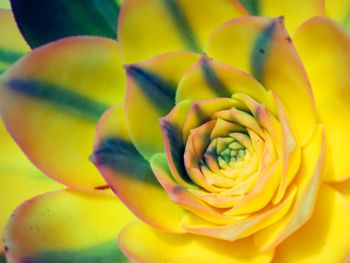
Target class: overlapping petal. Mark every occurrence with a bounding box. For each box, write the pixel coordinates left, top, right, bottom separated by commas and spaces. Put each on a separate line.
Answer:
155, 85, 324, 247
0, 120, 64, 254
206, 16, 317, 145
118, 0, 248, 63
294, 17, 350, 182
3, 189, 134, 263
254, 124, 325, 251
272, 185, 350, 262
176, 55, 275, 113
0, 37, 125, 190
118, 221, 274, 263
125, 51, 198, 160
91, 106, 187, 233
1, 1, 348, 262
239, 0, 324, 32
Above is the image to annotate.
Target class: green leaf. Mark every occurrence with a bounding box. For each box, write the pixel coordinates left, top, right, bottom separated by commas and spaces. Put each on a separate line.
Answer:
10, 0, 121, 48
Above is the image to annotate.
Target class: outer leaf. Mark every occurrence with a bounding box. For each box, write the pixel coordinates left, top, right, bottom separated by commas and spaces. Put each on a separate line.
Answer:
0, 37, 125, 190
10, 0, 122, 48
0, 120, 64, 253
4, 189, 134, 263
118, 0, 247, 63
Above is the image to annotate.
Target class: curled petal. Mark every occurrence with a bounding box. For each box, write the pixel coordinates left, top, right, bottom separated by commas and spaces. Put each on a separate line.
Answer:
183, 98, 241, 142
182, 184, 296, 241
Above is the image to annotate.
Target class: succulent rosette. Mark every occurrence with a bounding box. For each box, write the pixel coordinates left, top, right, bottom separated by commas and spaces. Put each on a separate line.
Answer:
2, 0, 350, 262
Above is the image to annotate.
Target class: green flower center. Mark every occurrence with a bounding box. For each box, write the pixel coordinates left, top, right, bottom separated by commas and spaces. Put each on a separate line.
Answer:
205, 132, 249, 171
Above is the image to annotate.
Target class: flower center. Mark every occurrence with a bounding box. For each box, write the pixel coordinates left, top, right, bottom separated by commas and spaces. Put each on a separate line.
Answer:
199, 130, 252, 177
215, 135, 247, 169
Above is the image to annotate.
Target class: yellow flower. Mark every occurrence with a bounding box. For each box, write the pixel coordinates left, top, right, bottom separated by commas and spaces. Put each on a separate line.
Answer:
1, 0, 350, 262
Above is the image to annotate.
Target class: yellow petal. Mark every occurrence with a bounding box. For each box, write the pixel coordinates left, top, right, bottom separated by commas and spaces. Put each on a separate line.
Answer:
272, 185, 350, 263
182, 184, 296, 241
206, 16, 317, 145
118, 0, 247, 63
331, 178, 350, 204
294, 17, 350, 182
0, 9, 29, 74
160, 100, 193, 187
125, 51, 198, 160
118, 221, 274, 263
150, 153, 239, 225
240, 0, 324, 32
254, 125, 326, 251
326, 0, 350, 31
177, 55, 275, 113
92, 106, 187, 233
0, 169, 63, 251
0, 120, 63, 253
4, 189, 134, 263
0, 37, 125, 189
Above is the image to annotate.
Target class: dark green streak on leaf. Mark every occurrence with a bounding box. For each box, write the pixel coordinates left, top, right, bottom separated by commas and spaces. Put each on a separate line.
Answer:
239, 0, 260, 15
192, 103, 210, 124
201, 58, 230, 97
25, 240, 128, 263
10, 0, 120, 48
126, 65, 176, 114
160, 120, 192, 183
163, 0, 201, 52
7, 79, 109, 121
0, 49, 24, 64
92, 137, 159, 186
251, 21, 276, 83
